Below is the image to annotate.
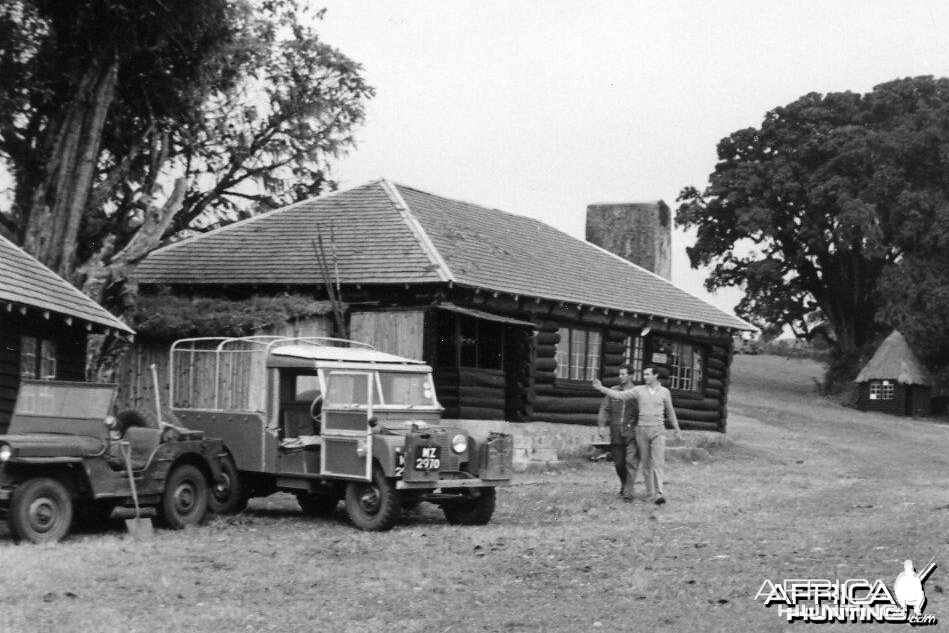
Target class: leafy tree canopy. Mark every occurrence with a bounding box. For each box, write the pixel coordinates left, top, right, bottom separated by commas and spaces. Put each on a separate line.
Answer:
0, 0, 372, 297
676, 76, 949, 363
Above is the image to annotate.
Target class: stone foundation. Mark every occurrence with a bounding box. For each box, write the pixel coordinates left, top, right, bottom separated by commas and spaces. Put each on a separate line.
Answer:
449, 419, 728, 472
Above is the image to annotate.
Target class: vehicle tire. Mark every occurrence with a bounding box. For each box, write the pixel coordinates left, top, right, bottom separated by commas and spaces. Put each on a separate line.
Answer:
156, 464, 208, 529
207, 454, 247, 515
8, 478, 74, 544
344, 467, 401, 531
442, 487, 496, 526
296, 492, 339, 518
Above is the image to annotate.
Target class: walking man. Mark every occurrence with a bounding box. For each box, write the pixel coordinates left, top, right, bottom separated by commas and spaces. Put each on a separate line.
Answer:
592, 365, 681, 505
596, 365, 639, 501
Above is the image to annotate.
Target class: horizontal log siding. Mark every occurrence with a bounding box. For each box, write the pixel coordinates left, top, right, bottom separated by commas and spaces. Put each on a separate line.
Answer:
527, 318, 733, 431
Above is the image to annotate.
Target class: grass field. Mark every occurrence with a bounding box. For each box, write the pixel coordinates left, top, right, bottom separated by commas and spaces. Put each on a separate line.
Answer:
1, 354, 948, 632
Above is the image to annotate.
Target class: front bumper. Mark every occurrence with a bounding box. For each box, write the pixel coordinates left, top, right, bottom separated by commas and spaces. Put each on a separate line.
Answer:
396, 477, 511, 490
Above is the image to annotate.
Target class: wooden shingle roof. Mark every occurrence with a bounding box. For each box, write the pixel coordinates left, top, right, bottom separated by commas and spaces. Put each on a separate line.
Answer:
855, 330, 931, 385
135, 180, 751, 330
0, 235, 133, 334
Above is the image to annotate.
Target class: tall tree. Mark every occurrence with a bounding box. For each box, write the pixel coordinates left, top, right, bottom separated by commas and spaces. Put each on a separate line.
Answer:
676, 76, 949, 364
0, 0, 373, 304
0, 0, 233, 277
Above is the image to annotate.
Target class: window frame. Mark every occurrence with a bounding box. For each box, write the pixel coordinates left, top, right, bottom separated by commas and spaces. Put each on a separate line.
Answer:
20, 336, 57, 381
659, 338, 704, 393
868, 380, 895, 401
623, 334, 645, 382
554, 326, 602, 382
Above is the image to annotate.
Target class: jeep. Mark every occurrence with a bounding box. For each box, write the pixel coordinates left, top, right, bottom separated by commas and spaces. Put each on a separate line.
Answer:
0, 380, 226, 543
168, 337, 514, 530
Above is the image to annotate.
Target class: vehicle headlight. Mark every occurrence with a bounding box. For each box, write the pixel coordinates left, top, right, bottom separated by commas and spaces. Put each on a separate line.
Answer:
451, 434, 468, 454
0, 444, 12, 462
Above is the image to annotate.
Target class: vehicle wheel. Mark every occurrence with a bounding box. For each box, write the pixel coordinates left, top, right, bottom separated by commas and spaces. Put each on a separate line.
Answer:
156, 464, 208, 529
344, 467, 401, 531
296, 492, 339, 518
207, 454, 247, 515
442, 487, 496, 526
8, 478, 74, 543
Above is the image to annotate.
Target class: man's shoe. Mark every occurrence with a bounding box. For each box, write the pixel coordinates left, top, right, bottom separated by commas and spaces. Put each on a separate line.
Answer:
654, 495, 666, 505
622, 494, 635, 503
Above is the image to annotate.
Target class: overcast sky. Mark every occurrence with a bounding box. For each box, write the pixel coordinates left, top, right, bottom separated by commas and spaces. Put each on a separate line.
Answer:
312, 1, 949, 314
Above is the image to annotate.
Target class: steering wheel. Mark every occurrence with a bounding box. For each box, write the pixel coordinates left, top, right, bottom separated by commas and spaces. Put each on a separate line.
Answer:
309, 395, 323, 422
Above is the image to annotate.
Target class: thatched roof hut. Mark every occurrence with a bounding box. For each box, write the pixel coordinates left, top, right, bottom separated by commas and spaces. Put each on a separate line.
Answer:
855, 331, 931, 416
856, 331, 930, 385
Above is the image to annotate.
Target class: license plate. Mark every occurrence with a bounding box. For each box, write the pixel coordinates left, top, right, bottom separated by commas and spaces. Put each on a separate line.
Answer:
414, 445, 441, 471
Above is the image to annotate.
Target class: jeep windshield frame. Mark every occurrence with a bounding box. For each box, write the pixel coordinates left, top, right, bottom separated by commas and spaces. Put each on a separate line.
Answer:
13, 380, 117, 420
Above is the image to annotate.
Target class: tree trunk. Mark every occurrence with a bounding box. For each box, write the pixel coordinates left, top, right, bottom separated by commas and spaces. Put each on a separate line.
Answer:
79, 177, 187, 381
22, 57, 118, 278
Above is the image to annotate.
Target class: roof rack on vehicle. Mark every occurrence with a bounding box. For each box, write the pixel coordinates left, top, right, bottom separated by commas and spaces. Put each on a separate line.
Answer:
168, 336, 377, 410
169, 336, 375, 355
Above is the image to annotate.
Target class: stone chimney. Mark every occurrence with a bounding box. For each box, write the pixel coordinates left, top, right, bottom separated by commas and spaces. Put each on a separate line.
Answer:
585, 201, 672, 280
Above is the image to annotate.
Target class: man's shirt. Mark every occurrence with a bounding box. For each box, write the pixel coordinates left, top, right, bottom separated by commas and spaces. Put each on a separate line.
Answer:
610, 384, 678, 428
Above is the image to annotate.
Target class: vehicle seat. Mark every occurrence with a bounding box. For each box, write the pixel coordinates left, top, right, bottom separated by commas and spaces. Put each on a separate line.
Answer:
282, 403, 316, 439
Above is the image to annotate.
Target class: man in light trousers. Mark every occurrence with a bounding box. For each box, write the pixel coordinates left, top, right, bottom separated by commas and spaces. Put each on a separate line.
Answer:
592, 365, 681, 504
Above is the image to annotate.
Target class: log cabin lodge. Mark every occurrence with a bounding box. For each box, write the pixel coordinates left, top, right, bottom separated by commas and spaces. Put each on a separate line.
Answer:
129, 180, 752, 432
0, 234, 134, 432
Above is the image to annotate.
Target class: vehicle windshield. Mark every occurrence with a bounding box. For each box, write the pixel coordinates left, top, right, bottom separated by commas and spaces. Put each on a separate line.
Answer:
377, 372, 436, 407
14, 382, 115, 419
322, 370, 437, 408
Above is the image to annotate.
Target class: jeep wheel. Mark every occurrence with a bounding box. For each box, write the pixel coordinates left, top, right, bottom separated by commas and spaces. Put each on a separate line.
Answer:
157, 464, 208, 529
208, 454, 247, 515
9, 478, 74, 543
344, 467, 401, 531
442, 487, 496, 526
296, 492, 339, 518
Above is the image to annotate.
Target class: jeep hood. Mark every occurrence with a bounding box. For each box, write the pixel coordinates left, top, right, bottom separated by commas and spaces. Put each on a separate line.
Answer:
0, 434, 106, 459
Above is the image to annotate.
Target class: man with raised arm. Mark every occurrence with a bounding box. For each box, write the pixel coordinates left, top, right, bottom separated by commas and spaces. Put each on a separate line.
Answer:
592, 365, 682, 505
597, 365, 639, 501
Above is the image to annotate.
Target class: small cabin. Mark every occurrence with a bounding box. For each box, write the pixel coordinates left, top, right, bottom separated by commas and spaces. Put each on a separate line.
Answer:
855, 331, 931, 417
0, 235, 133, 431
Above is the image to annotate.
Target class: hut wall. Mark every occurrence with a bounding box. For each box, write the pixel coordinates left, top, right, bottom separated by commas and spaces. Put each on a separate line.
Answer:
857, 381, 908, 416
909, 386, 932, 417
0, 311, 89, 432
350, 310, 424, 360
0, 320, 17, 428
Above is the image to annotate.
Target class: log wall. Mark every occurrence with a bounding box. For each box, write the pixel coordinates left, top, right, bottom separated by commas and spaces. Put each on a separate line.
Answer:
434, 366, 507, 420
528, 319, 733, 432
